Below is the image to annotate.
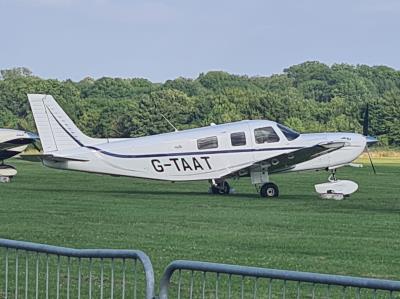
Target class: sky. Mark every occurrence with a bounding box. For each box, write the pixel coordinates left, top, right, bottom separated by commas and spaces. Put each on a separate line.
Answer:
0, 0, 399, 82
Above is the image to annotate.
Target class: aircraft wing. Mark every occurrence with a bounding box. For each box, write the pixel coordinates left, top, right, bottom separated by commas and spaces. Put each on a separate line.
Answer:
0, 143, 20, 151
252, 141, 346, 173
0, 138, 36, 151
19, 154, 89, 162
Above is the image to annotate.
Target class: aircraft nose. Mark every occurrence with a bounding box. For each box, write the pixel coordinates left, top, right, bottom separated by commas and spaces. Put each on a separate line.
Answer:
348, 133, 366, 148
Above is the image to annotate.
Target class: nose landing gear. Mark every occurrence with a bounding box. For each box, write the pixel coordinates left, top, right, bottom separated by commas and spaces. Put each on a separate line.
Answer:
328, 169, 338, 182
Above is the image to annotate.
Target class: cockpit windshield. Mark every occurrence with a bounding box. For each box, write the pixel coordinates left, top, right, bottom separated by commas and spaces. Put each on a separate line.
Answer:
277, 124, 300, 141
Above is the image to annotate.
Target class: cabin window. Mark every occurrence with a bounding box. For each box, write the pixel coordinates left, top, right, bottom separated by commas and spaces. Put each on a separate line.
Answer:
197, 136, 218, 150
277, 124, 300, 141
254, 127, 280, 144
230, 132, 246, 146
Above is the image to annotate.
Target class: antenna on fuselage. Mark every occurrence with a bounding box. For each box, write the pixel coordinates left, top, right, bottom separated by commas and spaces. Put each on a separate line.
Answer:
161, 114, 179, 132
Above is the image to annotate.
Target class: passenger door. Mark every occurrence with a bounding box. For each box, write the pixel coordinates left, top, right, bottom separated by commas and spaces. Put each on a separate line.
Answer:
251, 125, 283, 162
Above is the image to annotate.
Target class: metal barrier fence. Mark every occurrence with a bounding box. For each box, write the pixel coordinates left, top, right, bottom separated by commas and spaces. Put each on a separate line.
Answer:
2, 239, 400, 299
0, 238, 155, 299
159, 260, 400, 299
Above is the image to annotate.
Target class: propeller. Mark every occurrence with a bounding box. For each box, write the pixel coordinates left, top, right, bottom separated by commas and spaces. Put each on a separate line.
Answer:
363, 103, 369, 136
365, 145, 377, 174
362, 103, 377, 174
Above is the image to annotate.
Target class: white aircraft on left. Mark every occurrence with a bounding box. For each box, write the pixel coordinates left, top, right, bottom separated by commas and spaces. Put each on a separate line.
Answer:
0, 129, 39, 182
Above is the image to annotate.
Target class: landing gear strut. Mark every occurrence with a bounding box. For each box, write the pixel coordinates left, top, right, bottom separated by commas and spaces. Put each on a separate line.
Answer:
210, 180, 231, 195
0, 176, 11, 183
328, 169, 337, 182
250, 168, 279, 198
260, 182, 279, 198
0, 162, 16, 183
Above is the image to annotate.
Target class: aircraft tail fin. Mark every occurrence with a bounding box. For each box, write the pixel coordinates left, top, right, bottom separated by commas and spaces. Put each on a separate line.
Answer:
27, 94, 103, 153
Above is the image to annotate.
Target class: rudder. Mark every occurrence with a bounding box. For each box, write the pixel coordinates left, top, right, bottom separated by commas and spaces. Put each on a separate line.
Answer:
28, 94, 103, 153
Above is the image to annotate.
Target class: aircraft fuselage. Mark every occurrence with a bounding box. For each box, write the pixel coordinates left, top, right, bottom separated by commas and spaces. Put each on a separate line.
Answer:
42, 120, 367, 181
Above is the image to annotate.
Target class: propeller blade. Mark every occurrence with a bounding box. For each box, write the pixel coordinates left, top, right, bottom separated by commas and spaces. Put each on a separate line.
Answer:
363, 104, 369, 136
365, 146, 377, 174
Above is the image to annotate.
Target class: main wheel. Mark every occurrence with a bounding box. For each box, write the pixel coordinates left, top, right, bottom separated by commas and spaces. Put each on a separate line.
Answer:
221, 181, 230, 194
211, 181, 230, 195
260, 182, 279, 198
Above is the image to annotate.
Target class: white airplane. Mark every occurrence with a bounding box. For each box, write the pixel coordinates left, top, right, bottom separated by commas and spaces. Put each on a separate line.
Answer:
0, 128, 39, 182
27, 94, 377, 197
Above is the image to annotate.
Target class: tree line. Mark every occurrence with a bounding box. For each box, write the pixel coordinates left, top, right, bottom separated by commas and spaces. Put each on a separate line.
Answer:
1, 62, 399, 146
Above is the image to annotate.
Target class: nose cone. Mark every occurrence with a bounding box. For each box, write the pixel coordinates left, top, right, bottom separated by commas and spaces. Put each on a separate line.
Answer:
349, 133, 366, 150
365, 136, 378, 145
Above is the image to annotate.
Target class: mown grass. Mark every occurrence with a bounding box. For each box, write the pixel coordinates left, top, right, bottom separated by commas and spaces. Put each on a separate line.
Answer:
0, 159, 399, 283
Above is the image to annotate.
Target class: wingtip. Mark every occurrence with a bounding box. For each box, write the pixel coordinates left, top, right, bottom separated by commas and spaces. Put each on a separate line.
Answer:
26, 132, 40, 140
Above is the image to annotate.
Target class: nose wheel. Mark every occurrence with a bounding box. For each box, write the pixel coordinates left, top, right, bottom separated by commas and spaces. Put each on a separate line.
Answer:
260, 182, 279, 198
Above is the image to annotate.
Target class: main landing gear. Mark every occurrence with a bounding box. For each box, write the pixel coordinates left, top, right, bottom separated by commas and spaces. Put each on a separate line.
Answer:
208, 174, 280, 198
251, 168, 279, 198
209, 180, 231, 195
259, 182, 279, 198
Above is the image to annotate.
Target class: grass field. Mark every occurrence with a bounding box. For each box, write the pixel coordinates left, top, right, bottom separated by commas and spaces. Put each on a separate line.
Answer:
1, 159, 399, 284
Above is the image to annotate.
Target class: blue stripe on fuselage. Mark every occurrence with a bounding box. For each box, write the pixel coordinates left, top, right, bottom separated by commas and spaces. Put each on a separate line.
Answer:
86, 146, 303, 159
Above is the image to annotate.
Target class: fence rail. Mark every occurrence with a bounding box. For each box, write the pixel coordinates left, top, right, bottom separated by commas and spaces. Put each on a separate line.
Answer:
0, 238, 155, 299
159, 260, 400, 299
2, 239, 400, 299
